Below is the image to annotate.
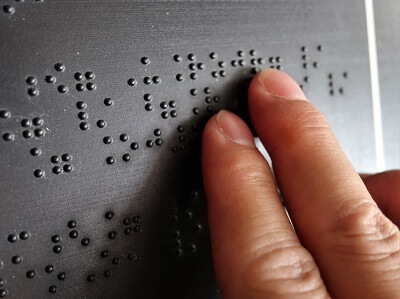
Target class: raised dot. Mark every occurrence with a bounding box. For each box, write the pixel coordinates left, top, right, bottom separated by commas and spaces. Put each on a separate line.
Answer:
250, 58, 257, 65
22, 130, 33, 138
206, 106, 213, 113
205, 96, 212, 104
87, 274, 95, 283
130, 142, 139, 150
8, 234, 18, 243
197, 62, 205, 69
30, 148, 41, 156
58, 85, 68, 93
105, 211, 114, 220
193, 224, 202, 232
218, 61, 225, 68
61, 153, 72, 162
19, 231, 29, 240
132, 216, 140, 223
161, 111, 169, 119
103, 136, 112, 144
188, 54, 196, 61
317, 44, 323, 52
79, 122, 89, 131
213, 96, 220, 103
57, 272, 66, 281
141, 57, 150, 65
52, 166, 62, 175
128, 253, 137, 260
76, 83, 85, 91
127, 78, 137, 86
303, 63, 308, 69
173, 54, 182, 62
26, 270, 36, 279
146, 140, 154, 148
231, 60, 238, 67
187, 244, 197, 252
45, 75, 56, 84
86, 82, 96, 91
304, 76, 309, 83
123, 218, 130, 225
189, 63, 196, 71
85, 71, 95, 80
177, 125, 184, 133
33, 169, 44, 178
145, 103, 153, 111
169, 100, 176, 108
190, 89, 197, 96
160, 102, 167, 109
3, 5, 15, 14
258, 57, 265, 64
53, 245, 62, 254
0, 289, 8, 298
133, 225, 141, 233
0, 110, 10, 119
124, 227, 132, 235
190, 73, 197, 80
106, 157, 115, 165
45, 265, 55, 273
112, 257, 120, 265
63, 164, 73, 173
34, 128, 44, 137
101, 250, 110, 258
55, 63, 65, 72
0, 278, 3, 286
155, 138, 163, 146
238, 60, 245, 66
76, 101, 87, 110
301, 46, 308, 52
143, 77, 152, 85
219, 70, 226, 77
74, 72, 84, 81
51, 234, 61, 243
343, 72, 348, 79
211, 71, 218, 78
67, 220, 77, 228
32, 117, 43, 126
237, 50, 244, 57
108, 231, 117, 240
120, 134, 128, 142
250, 49, 256, 56
28, 88, 39, 97
143, 93, 152, 101
313, 61, 318, 68
11, 255, 22, 265
49, 285, 57, 294
209, 52, 217, 60
26, 76, 37, 86
192, 107, 199, 115
103, 269, 112, 278
96, 120, 106, 128
69, 230, 78, 239
170, 110, 177, 118
339, 87, 344, 95
81, 237, 90, 246
78, 112, 88, 121
175, 74, 183, 81
104, 98, 114, 106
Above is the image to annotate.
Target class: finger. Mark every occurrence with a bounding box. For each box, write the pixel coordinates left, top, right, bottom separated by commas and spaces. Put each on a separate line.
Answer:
248, 69, 400, 298
362, 170, 400, 226
202, 111, 328, 298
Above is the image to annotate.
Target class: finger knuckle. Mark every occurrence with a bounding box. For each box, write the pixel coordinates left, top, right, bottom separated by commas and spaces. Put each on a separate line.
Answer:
242, 245, 325, 297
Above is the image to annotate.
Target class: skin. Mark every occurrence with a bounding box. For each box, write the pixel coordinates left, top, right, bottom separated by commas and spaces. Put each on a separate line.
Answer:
201, 69, 400, 298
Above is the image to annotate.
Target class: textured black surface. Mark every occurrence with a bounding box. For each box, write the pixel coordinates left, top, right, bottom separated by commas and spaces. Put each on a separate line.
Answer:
0, 0, 391, 298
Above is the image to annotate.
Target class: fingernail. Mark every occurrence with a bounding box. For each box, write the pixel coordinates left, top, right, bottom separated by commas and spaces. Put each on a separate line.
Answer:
216, 110, 254, 147
257, 68, 308, 100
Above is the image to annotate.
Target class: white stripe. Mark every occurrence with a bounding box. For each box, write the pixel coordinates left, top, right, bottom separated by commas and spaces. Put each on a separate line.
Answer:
365, 0, 385, 171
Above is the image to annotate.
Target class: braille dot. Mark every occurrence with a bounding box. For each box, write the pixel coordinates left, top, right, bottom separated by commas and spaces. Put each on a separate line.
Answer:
128, 253, 137, 260
112, 257, 120, 265
192, 107, 199, 115
26, 76, 37, 86
250, 49, 256, 56
34, 128, 44, 137
141, 57, 150, 65
173, 239, 182, 247
204, 87, 210, 94
133, 225, 141, 233
103, 270, 112, 278
8, 234, 18, 243
343, 72, 348, 79
153, 129, 162, 137
26, 270, 36, 279
67, 220, 77, 228
0, 278, 3, 286
32, 117, 43, 126
0, 110, 10, 119
197, 62, 205, 69
104, 98, 114, 106
269, 57, 275, 63
152, 76, 161, 84
189, 63, 196, 71
105, 211, 114, 220
77, 112, 88, 121
28, 88, 39, 97
122, 218, 131, 226
173, 54, 182, 62
301, 46, 308, 52
51, 234, 61, 243
22, 130, 33, 139
106, 157, 115, 165
276, 57, 282, 63
258, 58, 264, 64
108, 231, 117, 240
130, 142, 139, 150
55, 63, 65, 72
231, 60, 238, 67
69, 230, 78, 239
193, 224, 203, 232
11, 255, 22, 265
313, 61, 318, 68
76, 83, 85, 91
213, 96, 220, 103
87, 274, 95, 283
187, 244, 197, 252
237, 50, 244, 57
57, 272, 66, 281
250, 58, 257, 65
304, 76, 309, 83
3, 5, 15, 14
169, 100, 176, 108
303, 63, 308, 69
143, 93, 152, 102
19, 231, 29, 240
79, 122, 89, 131
81, 237, 90, 246
155, 138, 163, 146
219, 70, 226, 77
158, 102, 167, 110
52, 166, 62, 174
45, 265, 55, 273
86, 82, 96, 91
120, 134, 128, 142
0, 289, 7, 298
175, 74, 184, 81
190, 89, 197, 96
103, 136, 112, 144
209, 52, 217, 60
330, 89, 335, 96
96, 120, 106, 128
101, 250, 110, 258
239, 60, 245, 66
49, 285, 57, 294
58, 85, 68, 93
74, 72, 83, 81
85, 71, 95, 80
34, 169, 44, 178
206, 106, 213, 113
127, 78, 137, 86
53, 245, 62, 254
124, 227, 131, 235
30, 147, 41, 157
177, 125, 184, 133
339, 87, 344, 95
63, 164, 73, 173
143, 77, 152, 85
188, 54, 196, 61
190, 73, 197, 80
45, 75, 56, 84
161, 111, 169, 119
179, 135, 185, 143
76, 101, 87, 110
317, 44, 323, 52
132, 216, 140, 223
146, 140, 154, 148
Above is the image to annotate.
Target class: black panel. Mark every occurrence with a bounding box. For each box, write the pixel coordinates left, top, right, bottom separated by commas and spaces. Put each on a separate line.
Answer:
0, 1, 379, 298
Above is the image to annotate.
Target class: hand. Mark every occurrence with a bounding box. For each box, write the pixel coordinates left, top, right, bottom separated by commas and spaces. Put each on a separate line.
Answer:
201, 69, 400, 298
